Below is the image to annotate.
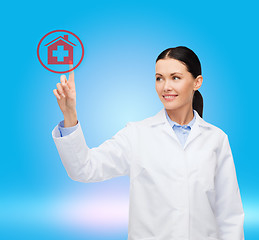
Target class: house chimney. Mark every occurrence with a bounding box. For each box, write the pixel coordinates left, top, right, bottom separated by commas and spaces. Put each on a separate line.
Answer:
63, 35, 68, 41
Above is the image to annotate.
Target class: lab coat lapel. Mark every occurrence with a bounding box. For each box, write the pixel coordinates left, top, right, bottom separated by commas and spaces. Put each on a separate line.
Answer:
148, 108, 211, 150
164, 117, 182, 146
148, 107, 181, 145
183, 109, 211, 150
183, 117, 201, 150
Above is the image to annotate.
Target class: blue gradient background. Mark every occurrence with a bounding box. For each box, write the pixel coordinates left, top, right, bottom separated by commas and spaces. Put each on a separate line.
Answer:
1, 0, 258, 239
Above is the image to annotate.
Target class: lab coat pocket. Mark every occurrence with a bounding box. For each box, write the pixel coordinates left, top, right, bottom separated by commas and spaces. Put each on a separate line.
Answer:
197, 150, 217, 192
205, 188, 216, 214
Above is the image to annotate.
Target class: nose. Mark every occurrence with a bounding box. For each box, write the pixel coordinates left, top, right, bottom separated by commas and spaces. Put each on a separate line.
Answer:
163, 79, 173, 92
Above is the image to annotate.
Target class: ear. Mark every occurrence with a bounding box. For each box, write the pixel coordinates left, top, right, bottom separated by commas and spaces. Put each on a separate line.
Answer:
193, 75, 203, 91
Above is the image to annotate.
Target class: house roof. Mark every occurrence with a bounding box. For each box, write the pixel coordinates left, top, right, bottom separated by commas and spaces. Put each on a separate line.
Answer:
44, 36, 76, 47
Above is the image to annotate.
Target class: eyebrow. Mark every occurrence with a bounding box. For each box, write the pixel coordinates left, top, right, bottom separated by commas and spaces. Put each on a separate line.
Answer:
155, 72, 183, 76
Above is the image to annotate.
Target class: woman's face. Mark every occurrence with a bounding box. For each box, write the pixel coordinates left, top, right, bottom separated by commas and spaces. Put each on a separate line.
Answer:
155, 58, 202, 111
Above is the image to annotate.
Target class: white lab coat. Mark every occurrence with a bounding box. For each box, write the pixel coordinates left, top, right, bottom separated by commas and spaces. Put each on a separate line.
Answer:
52, 108, 245, 240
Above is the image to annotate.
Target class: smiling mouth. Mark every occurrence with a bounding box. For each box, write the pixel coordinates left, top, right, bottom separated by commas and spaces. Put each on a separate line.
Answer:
163, 95, 178, 101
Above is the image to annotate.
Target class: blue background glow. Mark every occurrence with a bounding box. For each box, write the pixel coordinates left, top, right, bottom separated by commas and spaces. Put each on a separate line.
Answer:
1, 0, 258, 239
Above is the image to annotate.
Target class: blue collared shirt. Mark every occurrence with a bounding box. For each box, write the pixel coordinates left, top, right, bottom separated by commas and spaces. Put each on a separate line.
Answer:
165, 108, 196, 147
58, 120, 79, 137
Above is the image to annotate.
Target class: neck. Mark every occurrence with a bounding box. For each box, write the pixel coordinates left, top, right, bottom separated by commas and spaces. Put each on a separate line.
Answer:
166, 105, 194, 126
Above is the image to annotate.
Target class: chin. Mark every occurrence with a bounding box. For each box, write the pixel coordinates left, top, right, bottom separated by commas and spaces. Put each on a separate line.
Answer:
163, 105, 177, 110
163, 102, 182, 110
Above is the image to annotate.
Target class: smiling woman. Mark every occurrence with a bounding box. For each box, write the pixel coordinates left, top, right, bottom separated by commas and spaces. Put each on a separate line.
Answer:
52, 45, 244, 240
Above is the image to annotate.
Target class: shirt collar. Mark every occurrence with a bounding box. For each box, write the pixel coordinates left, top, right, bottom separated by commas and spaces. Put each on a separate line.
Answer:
146, 107, 211, 129
165, 108, 196, 129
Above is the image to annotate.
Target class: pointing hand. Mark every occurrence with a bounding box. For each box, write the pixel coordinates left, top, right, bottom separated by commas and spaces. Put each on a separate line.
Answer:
53, 63, 77, 115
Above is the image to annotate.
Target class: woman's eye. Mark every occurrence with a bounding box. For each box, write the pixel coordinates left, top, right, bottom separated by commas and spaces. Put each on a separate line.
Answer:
156, 76, 180, 81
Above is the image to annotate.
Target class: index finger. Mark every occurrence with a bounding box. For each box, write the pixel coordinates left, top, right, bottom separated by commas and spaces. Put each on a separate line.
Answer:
68, 62, 74, 82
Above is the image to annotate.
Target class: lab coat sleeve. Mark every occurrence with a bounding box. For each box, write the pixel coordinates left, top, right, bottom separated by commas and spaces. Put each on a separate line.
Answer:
52, 120, 133, 183
214, 134, 245, 240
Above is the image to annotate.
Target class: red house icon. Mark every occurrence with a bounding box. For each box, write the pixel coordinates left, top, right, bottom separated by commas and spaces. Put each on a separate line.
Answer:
45, 35, 76, 64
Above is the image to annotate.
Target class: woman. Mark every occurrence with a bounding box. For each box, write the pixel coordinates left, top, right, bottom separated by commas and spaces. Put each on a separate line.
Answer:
52, 46, 245, 240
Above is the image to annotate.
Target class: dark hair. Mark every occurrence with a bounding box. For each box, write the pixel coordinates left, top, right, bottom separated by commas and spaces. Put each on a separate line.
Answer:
156, 46, 203, 118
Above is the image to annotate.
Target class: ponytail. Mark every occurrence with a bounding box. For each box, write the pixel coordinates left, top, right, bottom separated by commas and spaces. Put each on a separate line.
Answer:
193, 90, 203, 118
